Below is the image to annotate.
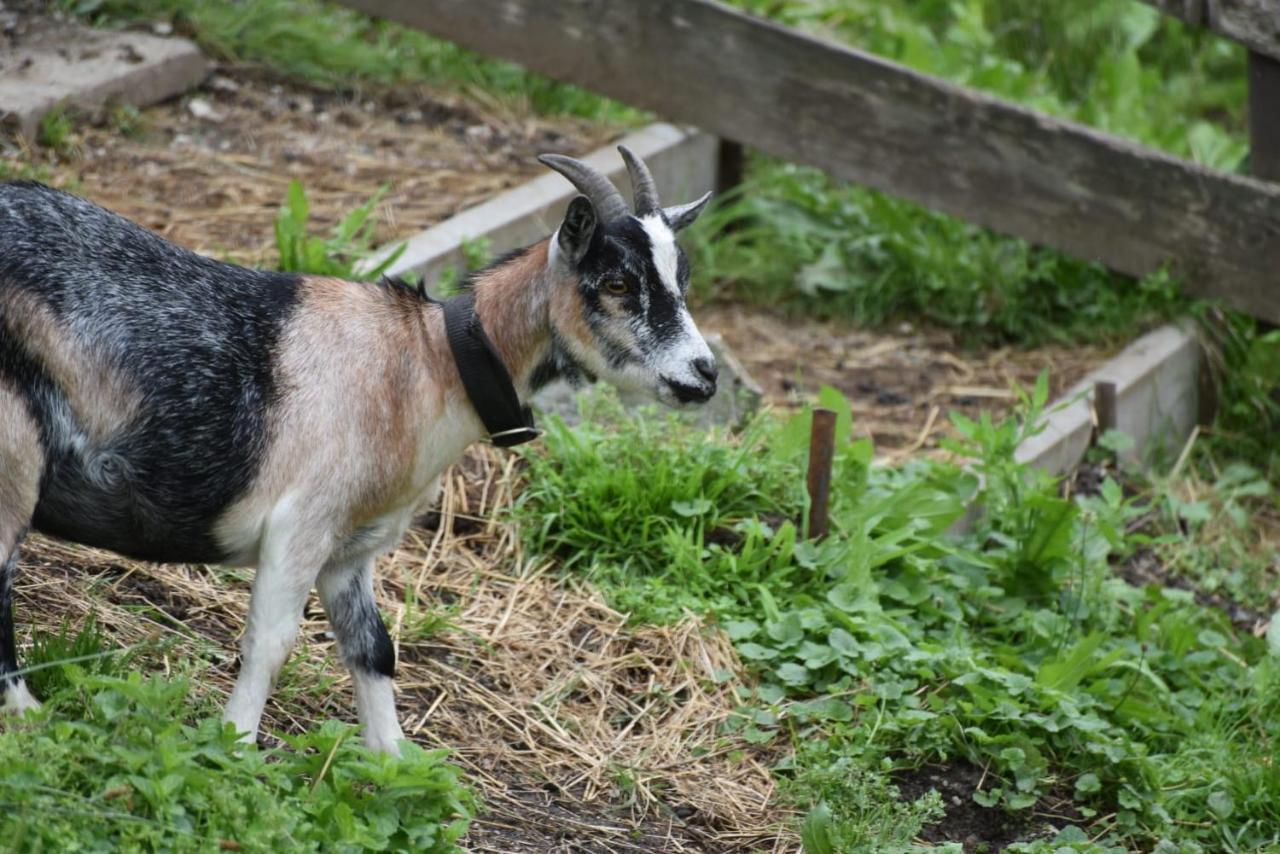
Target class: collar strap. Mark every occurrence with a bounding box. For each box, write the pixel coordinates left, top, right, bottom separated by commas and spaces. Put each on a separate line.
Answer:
442, 292, 539, 448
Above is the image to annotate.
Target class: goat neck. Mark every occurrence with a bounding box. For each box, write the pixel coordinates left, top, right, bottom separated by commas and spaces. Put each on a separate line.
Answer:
463, 239, 555, 403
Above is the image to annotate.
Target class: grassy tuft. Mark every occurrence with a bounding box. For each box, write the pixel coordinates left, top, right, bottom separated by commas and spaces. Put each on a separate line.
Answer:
273, 179, 405, 279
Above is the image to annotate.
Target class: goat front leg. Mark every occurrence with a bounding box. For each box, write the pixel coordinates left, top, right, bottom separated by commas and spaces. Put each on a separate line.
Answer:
317, 555, 404, 754
223, 515, 331, 743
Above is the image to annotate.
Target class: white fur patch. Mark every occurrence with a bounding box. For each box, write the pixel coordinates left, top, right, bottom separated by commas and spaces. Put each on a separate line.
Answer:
640, 215, 680, 296
3, 680, 40, 715
352, 672, 404, 755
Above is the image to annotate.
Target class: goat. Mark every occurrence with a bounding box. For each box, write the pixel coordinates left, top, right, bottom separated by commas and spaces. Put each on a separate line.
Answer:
0, 147, 715, 752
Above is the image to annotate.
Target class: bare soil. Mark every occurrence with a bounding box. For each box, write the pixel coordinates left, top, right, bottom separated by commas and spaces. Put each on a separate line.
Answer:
703, 304, 1111, 459
896, 762, 1084, 852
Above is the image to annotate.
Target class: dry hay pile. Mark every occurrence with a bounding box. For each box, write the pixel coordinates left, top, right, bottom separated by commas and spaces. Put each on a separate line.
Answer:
14, 446, 794, 853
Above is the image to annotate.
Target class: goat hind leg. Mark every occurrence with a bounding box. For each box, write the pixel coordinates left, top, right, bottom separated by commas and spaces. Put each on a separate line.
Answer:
317, 557, 404, 754
1, 538, 39, 715
0, 389, 42, 715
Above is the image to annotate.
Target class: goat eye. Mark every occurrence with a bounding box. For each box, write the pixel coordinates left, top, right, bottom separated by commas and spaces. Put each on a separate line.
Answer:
604, 278, 629, 295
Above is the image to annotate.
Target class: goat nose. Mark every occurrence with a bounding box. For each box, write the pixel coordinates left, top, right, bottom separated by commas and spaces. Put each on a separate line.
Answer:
694, 357, 718, 386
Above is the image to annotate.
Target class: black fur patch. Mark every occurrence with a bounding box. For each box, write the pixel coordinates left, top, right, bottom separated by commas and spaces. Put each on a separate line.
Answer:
0, 181, 302, 563
572, 216, 691, 354
531, 329, 596, 391
329, 568, 396, 678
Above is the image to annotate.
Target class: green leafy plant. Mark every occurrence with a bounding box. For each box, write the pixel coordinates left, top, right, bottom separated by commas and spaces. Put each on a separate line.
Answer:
0, 670, 475, 852
516, 383, 1280, 849
273, 179, 405, 279
37, 106, 76, 155
789, 756, 944, 853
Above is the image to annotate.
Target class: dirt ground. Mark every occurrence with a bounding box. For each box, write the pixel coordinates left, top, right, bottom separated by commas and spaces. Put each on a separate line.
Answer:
703, 305, 1110, 459
2, 63, 614, 266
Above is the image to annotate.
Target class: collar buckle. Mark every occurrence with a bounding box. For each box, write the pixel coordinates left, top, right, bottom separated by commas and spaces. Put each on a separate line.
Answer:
486, 425, 542, 447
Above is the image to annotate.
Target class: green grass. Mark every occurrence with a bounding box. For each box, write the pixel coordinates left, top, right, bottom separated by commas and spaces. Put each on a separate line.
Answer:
273, 179, 405, 279
686, 162, 1184, 347
2, 623, 474, 852
71, 0, 638, 122
514, 385, 1280, 850
36, 105, 77, 155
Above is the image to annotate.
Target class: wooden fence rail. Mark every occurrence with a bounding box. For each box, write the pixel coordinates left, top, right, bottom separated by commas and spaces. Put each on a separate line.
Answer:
339, 0, 1280, 323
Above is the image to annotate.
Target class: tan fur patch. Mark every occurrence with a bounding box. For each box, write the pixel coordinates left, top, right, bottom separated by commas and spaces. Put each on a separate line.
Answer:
472, 241, 555, 387
0, 376, 42, 552
546, 260, 594, 356
217, 277, 458, 555
0, 289, 142, 444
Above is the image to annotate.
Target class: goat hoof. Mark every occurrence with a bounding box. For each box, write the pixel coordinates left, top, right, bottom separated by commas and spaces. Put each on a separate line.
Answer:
2, 682, 41, 716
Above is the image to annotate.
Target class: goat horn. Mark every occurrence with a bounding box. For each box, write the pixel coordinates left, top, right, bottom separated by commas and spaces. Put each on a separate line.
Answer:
537, 154, 629, 223
619, 145, 660, 216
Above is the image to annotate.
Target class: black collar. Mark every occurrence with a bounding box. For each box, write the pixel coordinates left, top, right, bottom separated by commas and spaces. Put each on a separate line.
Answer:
442, 292, 539, 448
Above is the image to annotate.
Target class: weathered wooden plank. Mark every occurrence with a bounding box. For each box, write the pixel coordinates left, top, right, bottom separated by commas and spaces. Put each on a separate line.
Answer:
1249, 51, 1280, 181
1139, 0, 1280, 62
338, 0, 1280, 323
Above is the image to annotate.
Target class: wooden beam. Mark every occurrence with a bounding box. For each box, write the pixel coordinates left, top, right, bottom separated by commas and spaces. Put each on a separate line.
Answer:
1139, 0, 1280, 63
339, 0, 1280, 323
1249, 50, 1280, 181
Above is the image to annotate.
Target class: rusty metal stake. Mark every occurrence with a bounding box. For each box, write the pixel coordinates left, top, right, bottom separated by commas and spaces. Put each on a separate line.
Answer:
806, 408, 837, 540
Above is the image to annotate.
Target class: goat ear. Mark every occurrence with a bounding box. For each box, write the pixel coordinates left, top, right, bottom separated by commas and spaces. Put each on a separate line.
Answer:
556, 195, 597, 265
663, 191, 712, 232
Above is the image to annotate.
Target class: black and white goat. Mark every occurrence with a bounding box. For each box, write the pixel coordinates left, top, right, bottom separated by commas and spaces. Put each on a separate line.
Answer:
0, 148, 715, 752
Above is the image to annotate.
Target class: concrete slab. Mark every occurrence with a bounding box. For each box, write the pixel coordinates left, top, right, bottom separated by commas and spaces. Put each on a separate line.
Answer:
0, 21, 207, 140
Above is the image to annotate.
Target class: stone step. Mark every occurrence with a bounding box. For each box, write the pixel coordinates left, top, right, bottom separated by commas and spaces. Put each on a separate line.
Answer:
0, 14, 207, 140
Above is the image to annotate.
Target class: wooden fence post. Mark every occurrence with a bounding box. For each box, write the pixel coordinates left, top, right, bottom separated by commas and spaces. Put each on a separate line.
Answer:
1249, 51, 1280, 182
716, 139, 746, 194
